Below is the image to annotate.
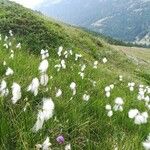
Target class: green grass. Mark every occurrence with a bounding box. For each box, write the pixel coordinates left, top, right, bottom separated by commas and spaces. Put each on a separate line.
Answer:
0, 0, 150, 150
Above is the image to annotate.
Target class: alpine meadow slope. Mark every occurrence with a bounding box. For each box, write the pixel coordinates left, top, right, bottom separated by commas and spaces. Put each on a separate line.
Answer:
0, 0, 150, 150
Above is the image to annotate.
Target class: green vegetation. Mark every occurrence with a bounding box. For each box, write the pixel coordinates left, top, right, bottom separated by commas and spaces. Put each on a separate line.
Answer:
0, 0, 150, 150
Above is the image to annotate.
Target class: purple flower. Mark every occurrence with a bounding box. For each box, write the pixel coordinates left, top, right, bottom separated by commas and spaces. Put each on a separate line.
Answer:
56, 135, 65, 144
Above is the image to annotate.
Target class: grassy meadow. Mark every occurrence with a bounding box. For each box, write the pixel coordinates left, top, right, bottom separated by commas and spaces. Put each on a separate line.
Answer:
0, 0, 150, 150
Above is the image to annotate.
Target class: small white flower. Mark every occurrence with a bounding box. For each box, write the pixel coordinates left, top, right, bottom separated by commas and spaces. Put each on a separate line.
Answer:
9, 30, 13, 36
54, 64, 61, 72
65, 144, 71, 150
27, 78, 40, 96
105, 104, 111, 110
143, 134, 150, 150
93, 61, 98, 69
106, 91, 110, 97
61, 59, 66, 69
16, 43, 21, 49
39, 59, 49, 73
11, 82, 21, 104
110, 84, 114, 89
105, 86, 111, 92
119, 75, 123, 81
107, 110, 113, 117
81, 64, 86, 72
128, 82, 135, 91
3, 43, 8, 49
42, 137, 52, 150
0, 80, 9, 97
41, 49, 49, 60
102, 57, 107, 63
75, 54, 82, 61
83, 94, 90, 101
4, 36, 8, 41
40, 74, 49, 86
57, 46, 63, 57
115, 97, 124, 105
70, 82, 76, 95
3, 61, 6, 66
128, 109, 139, 119
113, 97, 124, 111
56, 89, 62, 97
105, 104, 113, 117
5, 67, 14, 76
78, 72, 84, 79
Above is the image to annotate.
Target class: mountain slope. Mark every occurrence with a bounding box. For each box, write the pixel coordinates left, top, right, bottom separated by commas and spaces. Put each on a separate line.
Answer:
36, 0, 150, 46
0, 1, 150, 150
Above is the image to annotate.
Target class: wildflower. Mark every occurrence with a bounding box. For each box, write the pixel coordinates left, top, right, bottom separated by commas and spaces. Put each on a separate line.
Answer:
56, 89, 62, 97
128, 109, 139, 119
102, 57, 107, 63
40, 74, 49, 86
27, 78, 40, 96
134, 112, 148, 125
56, 135, 65, 144
75, 54, 82, 61
105, 104, 113, 117
54, 64, 61, 72
128, 82, 135, 91
83, 93, 90, 101
9, 30, 13, 36
5, 67, 14, 76
16, 43, 21, 49
11, 82, 21, 104
65, 144, 71, 150
110, 84, 114, 89
93, 61, 98, 69
119, 75, 123, 81
69, 50, 73, 55
128, 109, 148, 125
70, 82, 76, 95
57, 46, 63, 57
61, 59, 66, 69
3, 43, 8, 49
113, 97, 124, 111
41, 49, 49, 60
78, 72, 84, 79
9, 42, 12, 46
104, 85, 114, 97
81, 64, 86, 72
143, 134, 150, 150
39, 59, 49, 73
36, 137, 52, 150
0, 80, 9, 96
4, 36, 8, 41
3, 61, 6, 66
32, 98, 54, 132
23, 102, 30, 112
64, 50, 69, 58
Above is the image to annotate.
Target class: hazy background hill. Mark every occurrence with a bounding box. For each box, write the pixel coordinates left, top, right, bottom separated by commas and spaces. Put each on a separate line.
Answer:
36, 0, 150, 46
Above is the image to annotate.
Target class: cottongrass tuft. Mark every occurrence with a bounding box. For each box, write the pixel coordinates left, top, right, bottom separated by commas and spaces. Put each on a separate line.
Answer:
36, 137, 52, 150
27, 78, 40, 96
11, 82, 21, 104
32, 98, 55, 132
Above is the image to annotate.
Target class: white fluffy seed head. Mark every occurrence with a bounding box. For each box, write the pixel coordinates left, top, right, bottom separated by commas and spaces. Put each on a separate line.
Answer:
115, 97, 124, 105
38, 59, 49, 73
128, 109, 139, 119
105, 104, 111, 110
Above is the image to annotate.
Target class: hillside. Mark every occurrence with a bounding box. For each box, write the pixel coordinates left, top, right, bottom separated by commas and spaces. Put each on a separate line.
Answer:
0, 0, 150, 150
36, 0, 150, 46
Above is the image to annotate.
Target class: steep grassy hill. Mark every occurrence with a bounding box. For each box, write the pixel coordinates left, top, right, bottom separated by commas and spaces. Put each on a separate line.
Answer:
0, 0, 150, 150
